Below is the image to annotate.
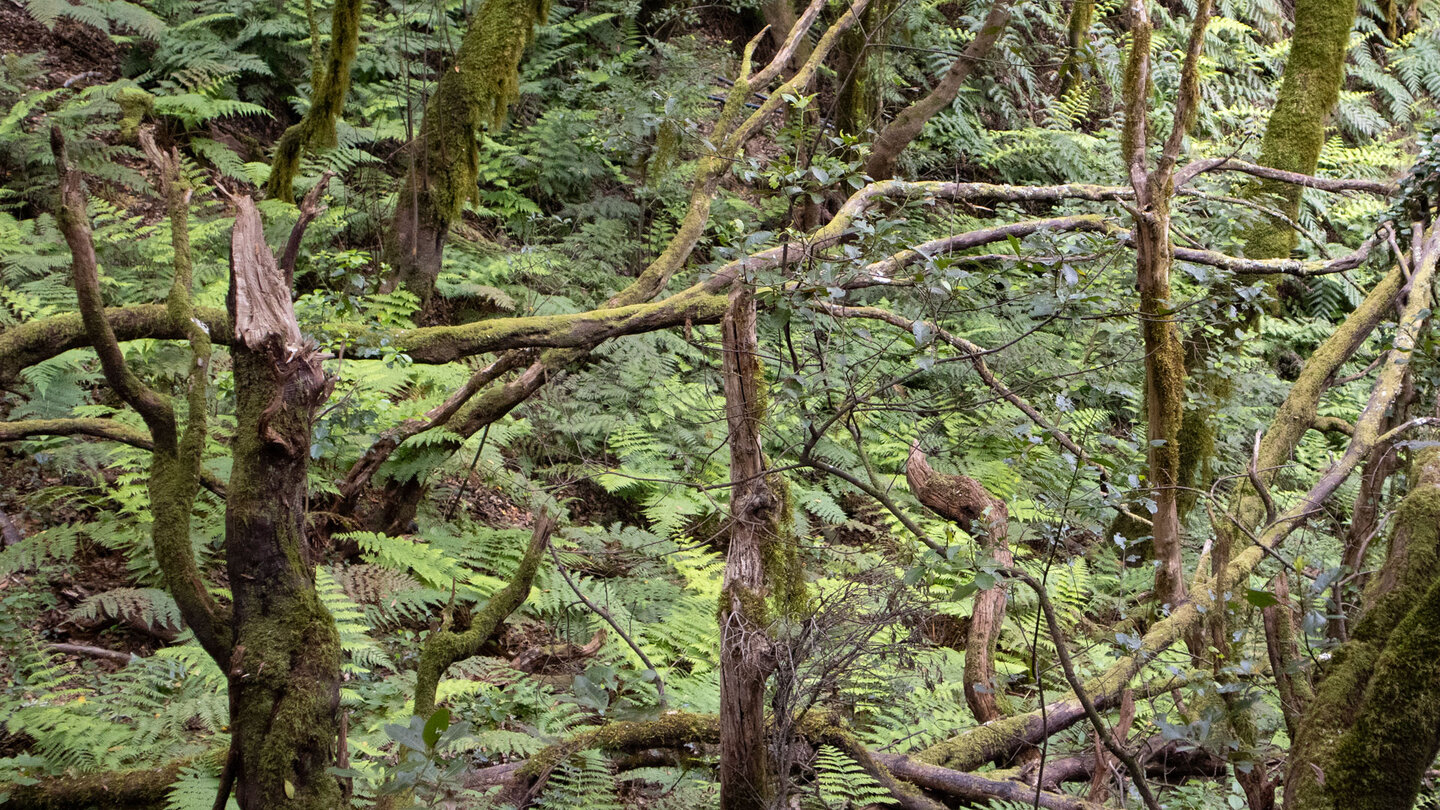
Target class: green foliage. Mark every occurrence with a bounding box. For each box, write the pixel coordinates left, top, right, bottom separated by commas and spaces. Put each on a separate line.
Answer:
805, 745, 896, 809
536, 749, 624, 810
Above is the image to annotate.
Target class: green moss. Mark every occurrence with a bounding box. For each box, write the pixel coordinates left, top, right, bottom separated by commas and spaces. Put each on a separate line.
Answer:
1056, 0, 1094, 98
115, 88, 154, 141
515, 713, 720, 781
1286, 450, 1440, 809
415, 0, 549, 223
1243, 0, 1358, 259
266, 0, 363, 201
413, 519, 552, 718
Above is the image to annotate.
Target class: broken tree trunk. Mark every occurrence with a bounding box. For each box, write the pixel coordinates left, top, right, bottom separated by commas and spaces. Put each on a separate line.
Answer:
224, 194, 344, 810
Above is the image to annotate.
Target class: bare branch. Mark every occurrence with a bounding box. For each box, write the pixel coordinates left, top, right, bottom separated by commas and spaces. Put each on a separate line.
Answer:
1175, 157, 1398, 196
0, 418, 227, 497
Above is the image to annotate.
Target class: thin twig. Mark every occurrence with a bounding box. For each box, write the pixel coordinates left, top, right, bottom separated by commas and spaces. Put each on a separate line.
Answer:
549, 545, 667, 710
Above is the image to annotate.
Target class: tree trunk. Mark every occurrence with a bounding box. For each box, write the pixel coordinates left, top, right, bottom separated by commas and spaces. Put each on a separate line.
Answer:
225, 196, 344, 810
833, 0, 894, 136
1133, 194, 1187, 610
1285, 447, 1440, 810
1176, 0, 1361, 513
388, 0, 549, 307
1243, 0, 1360, 259
1055, 0, 1094, 99
719, 280, 779, 810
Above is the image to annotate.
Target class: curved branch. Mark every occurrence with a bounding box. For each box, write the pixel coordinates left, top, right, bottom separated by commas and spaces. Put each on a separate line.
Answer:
866, 0, 1013, 179
0, 418, 227, 497
1174, 157, 1398, 196
412, 512, 557, 718
51, 129, 176, 449
817, 302, 1147, 527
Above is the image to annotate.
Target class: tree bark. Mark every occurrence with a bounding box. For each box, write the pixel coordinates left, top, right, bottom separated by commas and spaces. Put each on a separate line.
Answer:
224, 195, 344, 810
719, 280, 781, 810
864, 0, 1011, 179
1286, 446, 1440, 809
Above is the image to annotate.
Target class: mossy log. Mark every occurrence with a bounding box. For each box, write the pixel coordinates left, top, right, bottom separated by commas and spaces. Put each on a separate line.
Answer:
0, 759, 193, 809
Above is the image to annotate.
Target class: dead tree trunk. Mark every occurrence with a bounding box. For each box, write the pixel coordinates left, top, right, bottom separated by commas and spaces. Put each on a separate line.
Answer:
719, 280, 779, 810
225, 195, 344, 810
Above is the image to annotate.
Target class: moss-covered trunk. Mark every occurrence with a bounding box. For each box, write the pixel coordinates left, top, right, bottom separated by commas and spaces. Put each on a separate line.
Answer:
833, 0, 894, 136
1244, 0, 1359, 259
389, 0, 549, 306
1285, 448, 1440, 809
1176, 0, 1360, 514
1055, 0, 1094, 99
225, 196, 343, 810
265, 0, 363, 202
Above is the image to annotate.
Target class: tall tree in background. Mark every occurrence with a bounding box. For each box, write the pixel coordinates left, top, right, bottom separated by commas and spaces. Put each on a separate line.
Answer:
390, 0, 551, 307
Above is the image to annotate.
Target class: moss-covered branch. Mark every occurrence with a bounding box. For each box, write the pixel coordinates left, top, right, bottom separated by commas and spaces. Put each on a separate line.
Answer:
53, 129, 231, 665
919, 253, 1412, 772
266, 0, 363, 202
412, 512, 557, 718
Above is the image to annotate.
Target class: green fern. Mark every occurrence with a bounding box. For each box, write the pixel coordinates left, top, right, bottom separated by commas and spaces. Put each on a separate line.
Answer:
806, 745, 897, 809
